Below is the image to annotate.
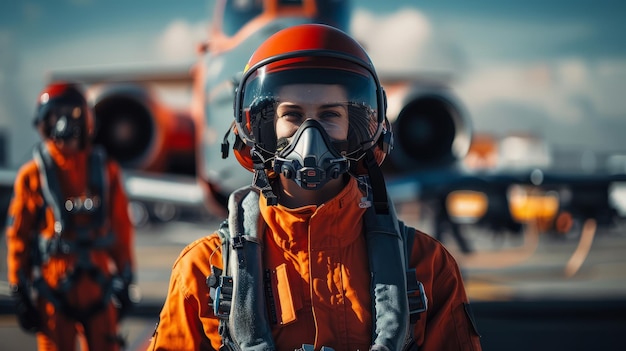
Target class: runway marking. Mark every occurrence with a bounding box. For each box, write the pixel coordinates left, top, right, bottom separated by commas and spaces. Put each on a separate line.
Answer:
465, 279, 514, 301
455, 222, 540, 270
564, 218, 597, 278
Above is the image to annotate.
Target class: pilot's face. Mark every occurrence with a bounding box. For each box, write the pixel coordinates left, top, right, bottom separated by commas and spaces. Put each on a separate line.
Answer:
274, 84, 349, 141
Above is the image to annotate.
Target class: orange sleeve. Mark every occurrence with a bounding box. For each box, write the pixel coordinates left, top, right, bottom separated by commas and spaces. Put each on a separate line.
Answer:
148, 234, 224, 351
5, 163, 41, 285
411, 230, 482, 351
106, 160, 135, 278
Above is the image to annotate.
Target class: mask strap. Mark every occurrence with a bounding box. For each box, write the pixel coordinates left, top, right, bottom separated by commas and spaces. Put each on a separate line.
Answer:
221, 121, 235, 159
364, 148, 389, 214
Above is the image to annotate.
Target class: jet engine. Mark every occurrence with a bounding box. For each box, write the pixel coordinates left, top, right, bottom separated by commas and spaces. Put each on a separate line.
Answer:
89, 84, 196, 176
381, 82, 472, 174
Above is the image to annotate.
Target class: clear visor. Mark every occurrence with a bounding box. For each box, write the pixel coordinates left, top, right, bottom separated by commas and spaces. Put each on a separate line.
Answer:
237, 62, 383, 157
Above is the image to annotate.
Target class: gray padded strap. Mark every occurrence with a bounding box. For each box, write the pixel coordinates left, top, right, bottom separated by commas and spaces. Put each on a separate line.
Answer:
363, 200, 409, 351
224, 186, 275, 351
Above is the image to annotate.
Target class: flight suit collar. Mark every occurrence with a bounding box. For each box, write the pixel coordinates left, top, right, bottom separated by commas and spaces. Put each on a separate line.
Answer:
259, 176, 367, 251
44, 140, 88, 170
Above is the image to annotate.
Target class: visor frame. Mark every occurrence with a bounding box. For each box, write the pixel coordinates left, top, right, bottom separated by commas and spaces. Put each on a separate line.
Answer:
235, 49, 386, 154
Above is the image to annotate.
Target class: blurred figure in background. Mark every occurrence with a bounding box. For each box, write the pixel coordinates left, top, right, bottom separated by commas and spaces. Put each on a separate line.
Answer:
5, 81, 136, 351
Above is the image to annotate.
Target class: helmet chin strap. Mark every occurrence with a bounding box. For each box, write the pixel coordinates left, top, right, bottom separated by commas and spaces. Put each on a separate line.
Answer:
273, 120, 349, 191
251, 148, 279, 206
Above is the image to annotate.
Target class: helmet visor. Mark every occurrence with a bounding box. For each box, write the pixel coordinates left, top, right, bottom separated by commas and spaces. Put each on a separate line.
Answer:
237, 56, 383, 157
48, 104, 88, 141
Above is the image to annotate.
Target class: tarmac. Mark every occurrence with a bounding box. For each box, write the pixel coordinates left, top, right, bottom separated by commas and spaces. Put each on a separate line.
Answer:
1, 208, 626, 350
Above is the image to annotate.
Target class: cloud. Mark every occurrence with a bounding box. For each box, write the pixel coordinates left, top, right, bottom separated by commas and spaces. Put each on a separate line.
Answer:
351, 7, 626, 150
457, 62, 586, 124
588, 59, 626, 118
155, 19, 208, 62
350, 7, 626, 152
351, 8, 466, 75
456, 58, 626, 126
21, 17, 208, 75
441, 15, 594, 63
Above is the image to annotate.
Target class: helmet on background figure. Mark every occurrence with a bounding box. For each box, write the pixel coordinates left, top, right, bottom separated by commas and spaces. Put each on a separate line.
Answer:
232, 23, 392, 179
34, 81, 94, 150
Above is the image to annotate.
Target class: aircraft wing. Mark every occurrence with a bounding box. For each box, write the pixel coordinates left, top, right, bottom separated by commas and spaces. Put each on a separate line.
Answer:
384, 136, 626, 237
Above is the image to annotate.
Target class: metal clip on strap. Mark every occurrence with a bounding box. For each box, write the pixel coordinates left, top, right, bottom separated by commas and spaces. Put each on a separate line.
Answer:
406, 273, 428, 323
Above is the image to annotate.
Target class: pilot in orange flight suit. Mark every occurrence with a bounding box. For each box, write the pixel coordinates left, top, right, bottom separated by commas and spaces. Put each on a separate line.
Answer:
149, 24, 482, 351
5, 82, 135, 351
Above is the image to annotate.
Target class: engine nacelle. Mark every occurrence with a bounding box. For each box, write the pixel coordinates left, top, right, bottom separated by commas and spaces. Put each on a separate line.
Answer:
381, 82, 471, 174
89, 84, 196, 175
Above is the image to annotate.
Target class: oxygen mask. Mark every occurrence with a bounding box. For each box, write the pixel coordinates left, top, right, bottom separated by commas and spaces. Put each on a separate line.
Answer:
273, 119, 349, 190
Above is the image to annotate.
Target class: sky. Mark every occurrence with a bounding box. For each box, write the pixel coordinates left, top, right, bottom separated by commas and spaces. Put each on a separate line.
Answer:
0, 0, 625, 168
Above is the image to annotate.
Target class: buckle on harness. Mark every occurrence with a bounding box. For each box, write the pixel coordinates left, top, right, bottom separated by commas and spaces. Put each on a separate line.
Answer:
231, 236, 244, 249
231, 236, 247, 267
406, 268, 427, 323
45, 236, 71, 257
213, 275, 234, 319
409, 281, 427, 312
407, 279, 428, 324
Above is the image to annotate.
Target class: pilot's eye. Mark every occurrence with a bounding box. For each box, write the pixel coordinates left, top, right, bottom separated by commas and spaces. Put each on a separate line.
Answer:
278, 110, 303, 122
319, 110, 342, 119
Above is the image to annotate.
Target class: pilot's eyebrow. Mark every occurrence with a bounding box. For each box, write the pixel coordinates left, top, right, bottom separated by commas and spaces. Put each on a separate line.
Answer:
320, 102, 346, 109
277, 102, 300, 108
277, 102, 346, 109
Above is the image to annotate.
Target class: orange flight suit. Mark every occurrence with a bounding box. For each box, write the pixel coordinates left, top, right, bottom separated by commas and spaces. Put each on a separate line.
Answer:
148, 177, 481, 351
6, 140, 135, 351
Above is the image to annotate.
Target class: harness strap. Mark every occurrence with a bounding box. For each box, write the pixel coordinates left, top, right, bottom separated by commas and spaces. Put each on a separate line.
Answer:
32, 269, 115, 323
398, 221, 427, 351
29, 143, 116, 321
401, 223, 427, 325
362, 191, 409, 351
37, 230, 116, 262
89, 146, 108, 228
33, 143, 65, 234
213, 186, 275, 351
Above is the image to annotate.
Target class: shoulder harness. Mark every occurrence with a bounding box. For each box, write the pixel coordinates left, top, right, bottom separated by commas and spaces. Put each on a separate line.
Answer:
208, 176, 427, 351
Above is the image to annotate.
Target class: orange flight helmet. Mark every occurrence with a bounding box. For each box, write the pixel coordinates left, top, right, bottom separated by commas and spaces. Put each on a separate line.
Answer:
232, 23, 391, 173
34, 81, 95, 149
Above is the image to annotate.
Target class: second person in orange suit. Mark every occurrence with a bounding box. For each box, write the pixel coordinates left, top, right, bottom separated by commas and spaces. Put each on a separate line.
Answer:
5, 81, 136, 351
149, 24, 482, 351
